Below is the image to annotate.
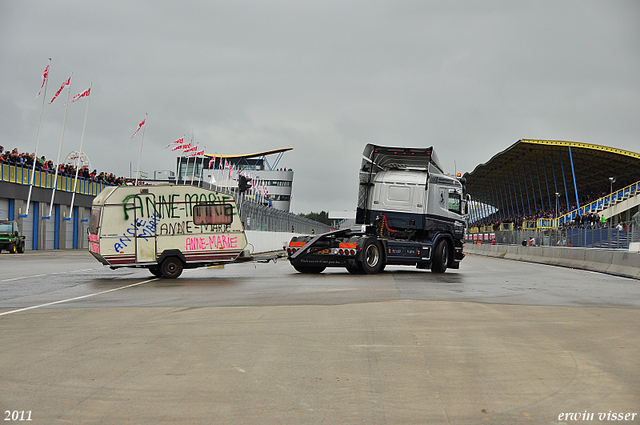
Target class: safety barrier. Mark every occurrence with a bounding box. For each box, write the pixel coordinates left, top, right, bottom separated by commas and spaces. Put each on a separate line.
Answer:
244, 231, 299, 254
465, 243, 640, 280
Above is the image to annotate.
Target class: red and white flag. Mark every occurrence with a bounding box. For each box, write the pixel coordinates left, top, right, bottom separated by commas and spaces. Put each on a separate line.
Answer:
49, 75, 72, 104
189, 150, 205, 157
184, 146, 198, 153
36, 64, 50, 98
209, 155, 216, 169
172, 142, 189, 151
131, 118, 146, 138
69, 87, 91, 103
165, 137, 184, 149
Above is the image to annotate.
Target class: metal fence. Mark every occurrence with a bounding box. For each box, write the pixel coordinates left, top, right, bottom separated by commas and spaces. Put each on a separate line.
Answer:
471, 219, 637, 249
198, 181, 332, 234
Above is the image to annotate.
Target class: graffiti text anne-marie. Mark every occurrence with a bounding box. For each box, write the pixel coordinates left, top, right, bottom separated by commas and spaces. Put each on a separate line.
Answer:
122, 192, 236, 221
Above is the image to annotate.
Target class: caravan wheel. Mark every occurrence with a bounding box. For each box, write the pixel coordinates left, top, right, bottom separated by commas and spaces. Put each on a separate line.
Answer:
149, 266, 162, 278
160, 257, 183, 279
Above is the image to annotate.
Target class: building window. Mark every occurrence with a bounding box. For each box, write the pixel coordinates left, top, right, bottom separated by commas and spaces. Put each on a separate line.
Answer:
268, 195, 291, 202
264, 180, 292, 187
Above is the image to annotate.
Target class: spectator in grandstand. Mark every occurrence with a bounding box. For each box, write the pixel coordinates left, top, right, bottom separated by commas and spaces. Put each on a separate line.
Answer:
2, 146, 138, 186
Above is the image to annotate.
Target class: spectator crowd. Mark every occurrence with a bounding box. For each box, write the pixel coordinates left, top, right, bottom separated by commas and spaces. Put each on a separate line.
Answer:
1, 145, 135, 186
474, 197, 616, 231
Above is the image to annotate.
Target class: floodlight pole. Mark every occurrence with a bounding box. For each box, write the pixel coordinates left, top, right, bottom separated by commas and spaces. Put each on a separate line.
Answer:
609, 177, 615, 196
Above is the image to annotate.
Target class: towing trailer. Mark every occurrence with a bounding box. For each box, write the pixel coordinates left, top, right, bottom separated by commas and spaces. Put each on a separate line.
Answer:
288, 144, 467, 274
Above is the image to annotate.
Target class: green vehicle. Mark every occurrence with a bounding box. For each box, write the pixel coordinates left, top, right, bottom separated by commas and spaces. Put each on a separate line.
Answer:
0, 220, 26, 254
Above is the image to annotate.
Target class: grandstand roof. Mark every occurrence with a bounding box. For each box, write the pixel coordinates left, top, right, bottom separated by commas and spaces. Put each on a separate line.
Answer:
203, 147, 293, 159
462, 139, 640, 216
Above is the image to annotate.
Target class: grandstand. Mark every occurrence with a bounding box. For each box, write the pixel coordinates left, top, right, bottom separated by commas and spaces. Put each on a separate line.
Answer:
463, 139, 640, 228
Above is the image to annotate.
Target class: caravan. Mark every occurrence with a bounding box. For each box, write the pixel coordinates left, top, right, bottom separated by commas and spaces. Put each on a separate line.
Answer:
88, 184, 250, 278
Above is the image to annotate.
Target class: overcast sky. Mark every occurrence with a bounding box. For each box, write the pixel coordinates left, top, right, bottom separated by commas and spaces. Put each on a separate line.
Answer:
1, 1, 638, 213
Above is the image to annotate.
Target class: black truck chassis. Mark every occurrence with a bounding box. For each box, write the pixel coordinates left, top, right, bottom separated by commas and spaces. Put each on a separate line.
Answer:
287, 228, 463, 274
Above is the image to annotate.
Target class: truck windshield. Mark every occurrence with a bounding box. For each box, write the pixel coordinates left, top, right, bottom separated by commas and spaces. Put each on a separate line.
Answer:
0, 223, 13, 233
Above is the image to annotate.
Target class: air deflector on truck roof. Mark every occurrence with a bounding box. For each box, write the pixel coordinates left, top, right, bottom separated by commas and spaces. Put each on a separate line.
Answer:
361, 144, 444, 174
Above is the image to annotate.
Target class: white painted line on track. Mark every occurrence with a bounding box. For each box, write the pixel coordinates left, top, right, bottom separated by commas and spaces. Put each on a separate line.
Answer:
0, 278, 158, 317
0, 267, 102, 283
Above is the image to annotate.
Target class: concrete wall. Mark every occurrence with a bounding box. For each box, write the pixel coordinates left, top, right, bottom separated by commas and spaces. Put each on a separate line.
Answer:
245, 231, 300, 254
465, 243, 640, 280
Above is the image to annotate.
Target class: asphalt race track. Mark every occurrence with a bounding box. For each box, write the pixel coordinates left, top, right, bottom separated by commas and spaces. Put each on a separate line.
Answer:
1, 250, 638, 424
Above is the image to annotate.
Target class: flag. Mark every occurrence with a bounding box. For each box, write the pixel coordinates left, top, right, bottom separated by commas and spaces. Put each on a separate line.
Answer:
49, 75, 72, 104
189, 150, 205, 157
165, 137, 184, 149
69, 87, 91, 103
172, 142, 189, 151
209, 155, 216, 169
36, 64, 50, 98
131, 118, 146, 138
184, 146, 198, 153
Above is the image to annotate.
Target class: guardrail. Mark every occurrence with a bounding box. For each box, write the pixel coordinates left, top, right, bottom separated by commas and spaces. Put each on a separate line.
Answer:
1, 163, 111, 196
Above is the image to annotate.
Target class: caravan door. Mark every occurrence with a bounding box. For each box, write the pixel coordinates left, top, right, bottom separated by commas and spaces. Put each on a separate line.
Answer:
135, 193, 157, 263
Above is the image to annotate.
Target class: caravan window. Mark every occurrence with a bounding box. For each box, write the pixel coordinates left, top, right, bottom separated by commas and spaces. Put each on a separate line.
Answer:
193, 203, 234, 225
89, 206, 102, 235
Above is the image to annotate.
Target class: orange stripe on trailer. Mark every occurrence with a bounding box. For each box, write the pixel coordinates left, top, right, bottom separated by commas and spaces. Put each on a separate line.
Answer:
339, 243, 357, 249
289, 241, 306, 247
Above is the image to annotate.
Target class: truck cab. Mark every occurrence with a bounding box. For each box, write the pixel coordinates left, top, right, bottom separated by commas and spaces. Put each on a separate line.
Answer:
288, 144, 466, 274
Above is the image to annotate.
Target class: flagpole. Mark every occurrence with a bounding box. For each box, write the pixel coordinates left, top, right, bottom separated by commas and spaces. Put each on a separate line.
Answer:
69, 82, 92, 221
176, 133, 185, 183
200, 146, 206, 184
186, 132, 193, 185
48, 73, 73, 218
26, 58, 51, 217
135, 112, 147, 185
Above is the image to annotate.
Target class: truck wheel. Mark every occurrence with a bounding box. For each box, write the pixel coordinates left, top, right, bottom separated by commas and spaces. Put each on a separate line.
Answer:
431, 240, 449, 273
293, 264, 326, 274
8, 244, 17, 254
359, 239, 383, 274
17, 243, 25, 254
160, 257, 183, 279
